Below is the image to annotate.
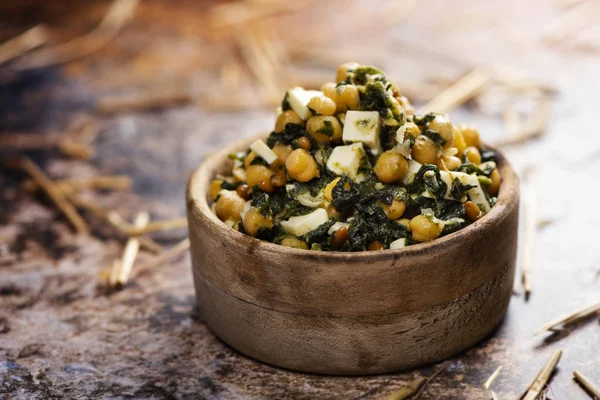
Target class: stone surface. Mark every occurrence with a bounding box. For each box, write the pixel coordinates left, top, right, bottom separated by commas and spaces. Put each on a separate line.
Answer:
1, 0, 600, 399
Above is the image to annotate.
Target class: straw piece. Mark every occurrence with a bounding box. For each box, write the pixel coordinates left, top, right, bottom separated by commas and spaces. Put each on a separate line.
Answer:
108, 259, 121, 288
418, 68, 490, 114
522, 350, 562, 400
201, 94, 280, 111
57, 138, 95, 160
66, 192, 163, 254
14, 0, 139, 70
387, 377, 426, 400
573, 370, 600, 398
413, 363, 449, 399
19, 157, 88, 234
0, 25, 49, 65
235, 27, 280, 99
493, 98, 551, 147
120, 217, 188, 236
96, 90, 193, 114
209, 0, 304, 29
490, 390, 499, 400
134, 238, 190, 278
22, 175, 132, 193
534, 301, 600, 335
113, 211, 149, 287
484, 366, 503, 391
544, 0, 598, 44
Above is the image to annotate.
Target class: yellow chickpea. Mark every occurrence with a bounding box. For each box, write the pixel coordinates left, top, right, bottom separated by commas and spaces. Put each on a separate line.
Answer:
464, 146, 482, 164
374, 151, 408, 183
488, 169, 501, 196
275, 110, 304, 132
209, 179, 223, 201
336, 85, 360, 110
380, 200, 406, 220
281, 236, 309, 250
453, 126, 467, 156
244, 151, 257, 169
285, 148, 319, 182
336, 62, 360, 83
246, 164, 273, 188
464, 201, 482, 222
410, 215, 441, 243
402, 122, 420, 141
367, 241, 385, 251
215, 190, 245, 222
272, 143, 293, 166
412, 135, 438, 165
321, 82, 337, 100
306, 116, 342, 144
307, 96, 337, 116
323, 177, 341, 203
458, 124, 481, 149
428, 114, 454, 149
243, 208, 273, 237
437, 155, 461, 171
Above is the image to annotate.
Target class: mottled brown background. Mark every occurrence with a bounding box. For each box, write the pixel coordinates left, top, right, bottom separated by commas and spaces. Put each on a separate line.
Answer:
1, 0, 599, 399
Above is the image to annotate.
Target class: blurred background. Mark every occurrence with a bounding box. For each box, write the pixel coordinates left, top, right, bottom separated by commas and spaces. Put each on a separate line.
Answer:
1, 0, 600, 398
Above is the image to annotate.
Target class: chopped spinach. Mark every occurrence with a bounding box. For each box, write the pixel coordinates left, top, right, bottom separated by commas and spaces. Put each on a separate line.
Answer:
281, 92, 291, 111
421, 129, 446, 146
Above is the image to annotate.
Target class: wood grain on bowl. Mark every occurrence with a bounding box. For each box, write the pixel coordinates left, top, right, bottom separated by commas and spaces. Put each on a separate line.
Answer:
186, 134, 519, 375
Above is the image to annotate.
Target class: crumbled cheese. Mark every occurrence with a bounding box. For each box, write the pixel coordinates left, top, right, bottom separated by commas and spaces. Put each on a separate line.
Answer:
250, 139, 277, 165
402, 159, 422, 185
240, 201, 252, 220
327, 222, 350, 235
232, 159, 246, 181
342, 111, 382, 154
287, 87, 323, 120
390, 238, 407, 249
280, 208, 329, 237
326, 142, 365, 180
286, 184, 323, 208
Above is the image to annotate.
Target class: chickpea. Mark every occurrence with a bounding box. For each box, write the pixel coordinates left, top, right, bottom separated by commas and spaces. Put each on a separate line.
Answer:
215, 190, 245, 222
306, 116, 342, 144
368, 241, 385, 251
321, 82, 337, 100
458, 124, 481, 149
453, 127, 467, 156
259, 179, 274, 193
402, 122, 420, 141
397, 218, 411, 231
323, 177, 341, 203
336, 85, 359, 110
380, 199, 406, 220
244, 151, 257, 169
243, 208, 273, 237
464, 146, 482, 164
437, 155, 461, 171
374, 151, 408, 183
285, 148, 320, 182
336, 62, 360, 83
275, 110, 304, 133
209, 179, 223, 201
236, 184, 251, 200
307, 95, 337, 116
331, 226, 349, 249
270, 167, 288, 187
281, 236, 309, 250
297, 136, 312, 150
464, 201, 482, 222
272, 143, 293, 166
488, 169, 501, 196
428, 114, 454, 149
412, 135, 438, 165
246, 164, 273, 188
410, 215, 441, 242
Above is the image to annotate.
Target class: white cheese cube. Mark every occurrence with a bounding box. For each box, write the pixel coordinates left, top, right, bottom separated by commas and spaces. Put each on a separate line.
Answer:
250, 139, 278, 165
390, 238, 407, 249
343, 111, 382, 154
402, 160, 422, 185
450, 172, 490, 212
326, 142, 365, 180
280, 208, 329, 237
287, 87, 323, 120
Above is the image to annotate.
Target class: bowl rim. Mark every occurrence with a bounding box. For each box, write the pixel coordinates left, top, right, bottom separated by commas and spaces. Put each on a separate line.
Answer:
187, 133, 519, 262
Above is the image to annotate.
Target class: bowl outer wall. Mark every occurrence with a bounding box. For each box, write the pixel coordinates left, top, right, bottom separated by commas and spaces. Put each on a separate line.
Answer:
186, 134, 520, 318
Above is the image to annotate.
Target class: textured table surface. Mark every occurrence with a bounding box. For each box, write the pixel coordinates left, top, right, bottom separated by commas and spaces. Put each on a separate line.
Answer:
1, 1, 600, 399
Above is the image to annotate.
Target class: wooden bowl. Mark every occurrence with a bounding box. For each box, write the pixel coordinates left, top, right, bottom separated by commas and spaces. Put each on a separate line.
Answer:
186, 134, 519, 375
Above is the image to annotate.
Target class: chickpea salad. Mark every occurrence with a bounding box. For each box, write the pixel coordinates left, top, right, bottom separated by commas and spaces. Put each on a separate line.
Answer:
208, 63, 501, 251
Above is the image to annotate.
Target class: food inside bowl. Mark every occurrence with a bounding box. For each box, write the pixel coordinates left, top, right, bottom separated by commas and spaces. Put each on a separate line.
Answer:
207, 63, 501, 251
